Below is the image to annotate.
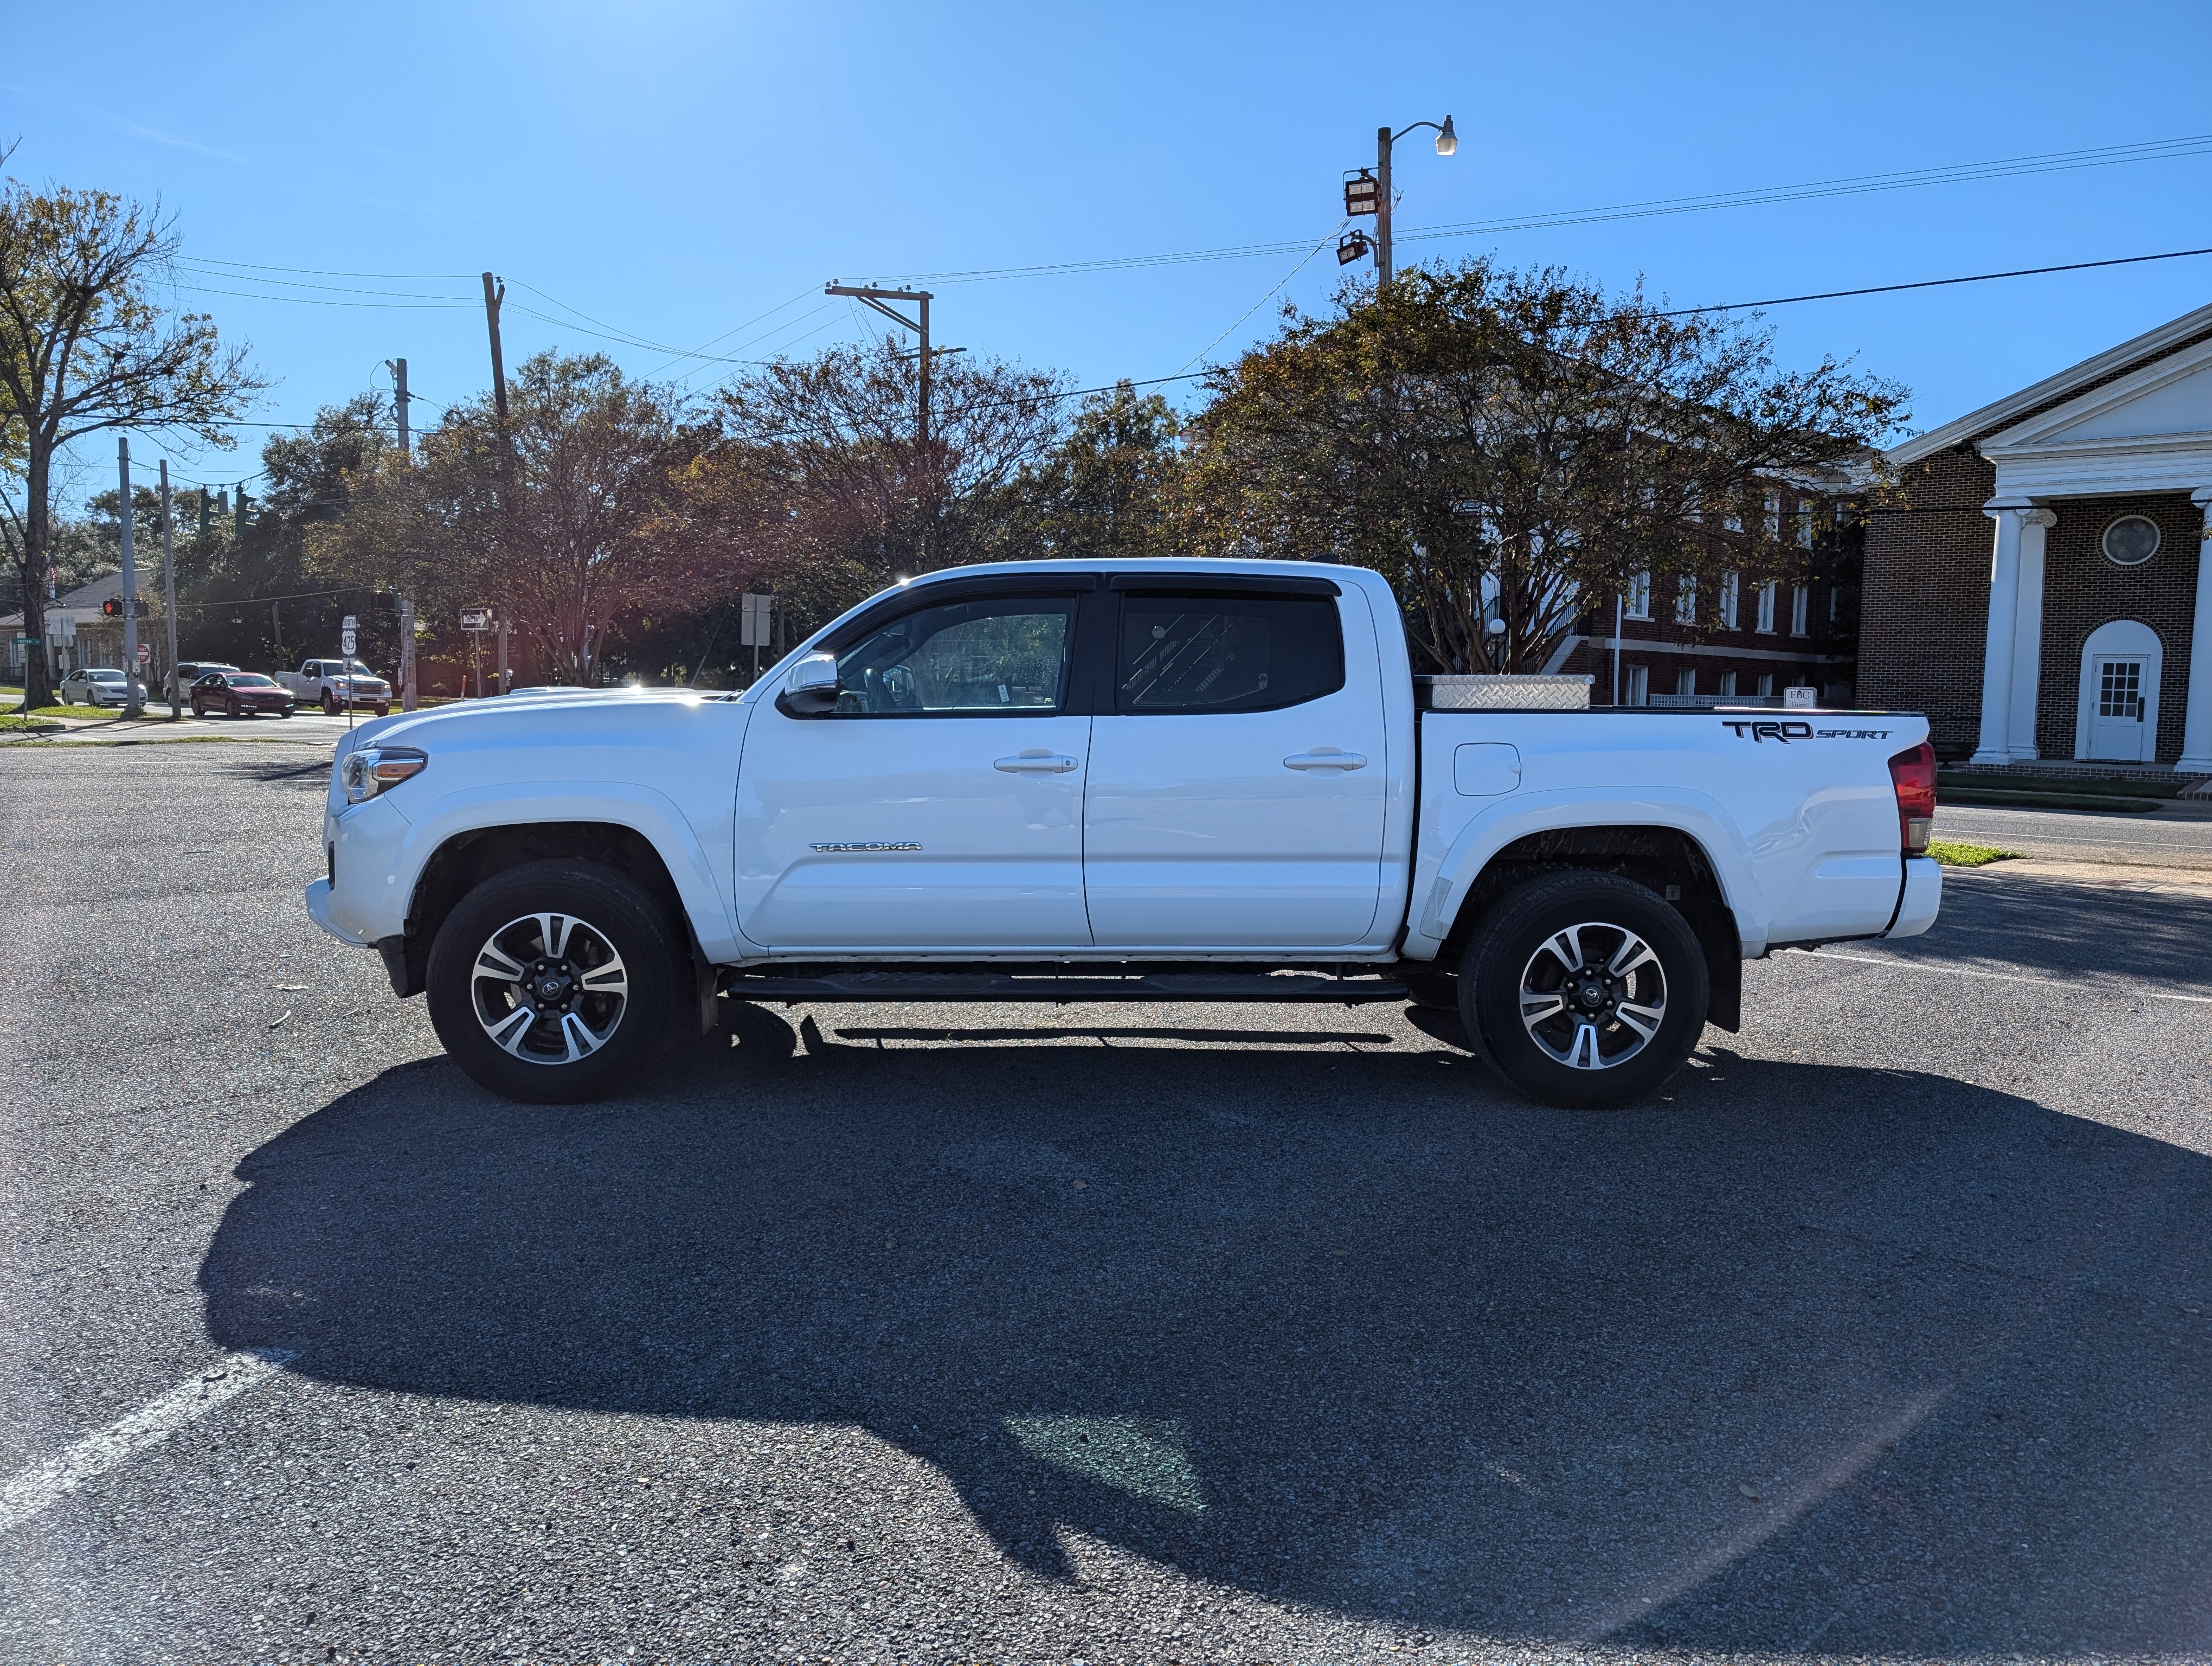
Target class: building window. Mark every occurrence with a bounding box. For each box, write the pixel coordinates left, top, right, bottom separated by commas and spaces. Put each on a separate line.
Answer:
1829, 585, 1840, 624
2102, 515, 2160, 567
1624, 663, 1649, 706
1674, 575, 1697, 624
1790, 584, 1810, 636
1765, 491, 1781, 540
1719, 571, 1740, 629
1624, 571, 1651, 619
1755, 582, 1778, 634
1798, 499, 1816, 550
1757, 673, 1775, 696
1675, 668, 1696, 696
1718, 671, 1738, 697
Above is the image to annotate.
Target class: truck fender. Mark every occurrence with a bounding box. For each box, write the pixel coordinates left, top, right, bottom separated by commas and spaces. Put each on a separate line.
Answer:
1405, 789, 1765, 960
394, 782, 749, 964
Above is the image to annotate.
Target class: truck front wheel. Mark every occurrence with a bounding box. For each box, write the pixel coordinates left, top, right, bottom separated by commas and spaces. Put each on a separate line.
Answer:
425, 859, 682, 1104
1460, 870, 1708, 1110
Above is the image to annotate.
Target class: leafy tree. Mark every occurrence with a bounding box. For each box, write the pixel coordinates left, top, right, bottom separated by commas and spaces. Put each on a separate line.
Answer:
1017, 380, 1182, 561
0, 175, 262, 708
1182, 260, 1906, 674
317, 353, 695, 685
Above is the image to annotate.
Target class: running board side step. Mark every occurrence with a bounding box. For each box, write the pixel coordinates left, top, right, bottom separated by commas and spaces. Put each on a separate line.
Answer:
721, 970, 1413, 1004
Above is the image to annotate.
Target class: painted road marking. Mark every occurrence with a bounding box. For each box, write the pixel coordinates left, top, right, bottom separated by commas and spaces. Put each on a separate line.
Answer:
1799, 949, 2212, 1005
0, 1348, 297, 1534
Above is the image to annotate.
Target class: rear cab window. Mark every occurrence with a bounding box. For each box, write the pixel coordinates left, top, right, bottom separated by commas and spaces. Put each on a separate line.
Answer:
1114, 589, 1345, 714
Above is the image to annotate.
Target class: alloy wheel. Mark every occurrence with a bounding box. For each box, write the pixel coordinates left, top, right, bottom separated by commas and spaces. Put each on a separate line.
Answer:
1516, 920, 1668, 1071
469, 911, 631, 1066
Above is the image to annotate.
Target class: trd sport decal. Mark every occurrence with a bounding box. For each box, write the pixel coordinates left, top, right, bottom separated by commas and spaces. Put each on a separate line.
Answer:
1720, 721, 1895, 742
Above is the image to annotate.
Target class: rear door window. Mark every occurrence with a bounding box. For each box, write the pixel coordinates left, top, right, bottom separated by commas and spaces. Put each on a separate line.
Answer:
1115, 592, 1345, 715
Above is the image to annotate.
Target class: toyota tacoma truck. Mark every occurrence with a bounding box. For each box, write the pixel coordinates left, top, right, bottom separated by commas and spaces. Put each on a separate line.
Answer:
304, 560, 1941, 1108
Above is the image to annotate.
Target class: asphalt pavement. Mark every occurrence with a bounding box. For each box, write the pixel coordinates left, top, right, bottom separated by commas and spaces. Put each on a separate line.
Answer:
3, 744, 2210, 1664
1935, 799, 2212, 868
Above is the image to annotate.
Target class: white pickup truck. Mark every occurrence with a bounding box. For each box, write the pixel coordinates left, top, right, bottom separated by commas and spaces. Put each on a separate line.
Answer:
278, 656, 393, 716
305, 559, 1940, 1108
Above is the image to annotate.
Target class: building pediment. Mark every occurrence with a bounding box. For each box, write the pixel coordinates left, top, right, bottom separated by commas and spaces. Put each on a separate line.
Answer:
1978, 333, 2212, 498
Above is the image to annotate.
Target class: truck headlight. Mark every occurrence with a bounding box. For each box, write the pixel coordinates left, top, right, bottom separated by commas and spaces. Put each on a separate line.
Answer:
340, 745, 428, 804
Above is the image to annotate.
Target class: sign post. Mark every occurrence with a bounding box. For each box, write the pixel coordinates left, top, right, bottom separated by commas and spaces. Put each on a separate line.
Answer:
340, 615, 358, 732
461, 607, 490, 699
740, 593, 776, 684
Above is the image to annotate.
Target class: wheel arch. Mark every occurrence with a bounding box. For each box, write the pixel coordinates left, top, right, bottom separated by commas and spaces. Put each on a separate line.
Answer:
1434, 824, 1744, 1034
393, 821, 692, 1000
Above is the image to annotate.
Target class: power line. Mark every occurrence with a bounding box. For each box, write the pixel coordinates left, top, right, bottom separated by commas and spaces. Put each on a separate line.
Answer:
876, 132, 2212, 284
1656, 244, 2212, 317
185, 257, 478, 280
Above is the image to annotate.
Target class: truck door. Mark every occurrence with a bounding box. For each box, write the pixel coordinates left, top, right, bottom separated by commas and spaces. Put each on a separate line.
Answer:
735, 580, 1096, 951
1082, 577, 1388, 949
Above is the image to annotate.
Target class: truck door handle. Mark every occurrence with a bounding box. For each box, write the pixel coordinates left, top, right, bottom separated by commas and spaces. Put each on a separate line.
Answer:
995, 751, 1079, 773
1284, 749, 1367, 771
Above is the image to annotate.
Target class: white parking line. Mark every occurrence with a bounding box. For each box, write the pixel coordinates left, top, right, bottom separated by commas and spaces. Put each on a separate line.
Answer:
1799, 949, 2212, 1005
0, 1348, 297, 1534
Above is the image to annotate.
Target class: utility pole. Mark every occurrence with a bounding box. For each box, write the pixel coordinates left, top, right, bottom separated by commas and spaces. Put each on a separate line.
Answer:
1375, 125, 1393, 286
1364, 114, 1454, 287
118, 438, 143, 717
387, 356, 410, 451
482, 275, 508, 422
497, 614, 509, 695
825, 284, 935, 446
159, 462, 180, 722
387, 356, 417, 710
826, 283, 956, 561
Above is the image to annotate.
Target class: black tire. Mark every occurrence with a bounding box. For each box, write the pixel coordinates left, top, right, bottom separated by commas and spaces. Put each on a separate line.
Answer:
1459, 870, 1708, 1110
321, 691, 338, 715
374, 703, 389, 717
278, 704, 293, 719
227, 697, 242, 720
425, 859, 683, 1104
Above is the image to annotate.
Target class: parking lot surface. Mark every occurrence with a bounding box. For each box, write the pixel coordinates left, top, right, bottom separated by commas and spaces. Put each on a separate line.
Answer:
3, 744, 2210, 1664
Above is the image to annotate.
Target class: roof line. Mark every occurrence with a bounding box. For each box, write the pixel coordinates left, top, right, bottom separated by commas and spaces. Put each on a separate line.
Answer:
1889, 300, 2212, 465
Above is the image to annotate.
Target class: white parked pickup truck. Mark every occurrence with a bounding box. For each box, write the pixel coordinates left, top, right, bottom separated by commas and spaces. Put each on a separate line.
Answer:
278, 656, 392, 716
305, 560, 1940, 1108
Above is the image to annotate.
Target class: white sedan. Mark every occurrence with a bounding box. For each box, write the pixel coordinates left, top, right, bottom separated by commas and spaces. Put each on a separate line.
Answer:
58, 668, 138, 708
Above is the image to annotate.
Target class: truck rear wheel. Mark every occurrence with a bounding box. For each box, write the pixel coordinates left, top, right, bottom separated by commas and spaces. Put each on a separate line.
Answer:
425, 860, 681, 1104
1459, 870, 1707, 1110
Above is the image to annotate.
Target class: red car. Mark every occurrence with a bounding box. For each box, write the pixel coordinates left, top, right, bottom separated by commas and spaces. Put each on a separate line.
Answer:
190, 671, 295, 719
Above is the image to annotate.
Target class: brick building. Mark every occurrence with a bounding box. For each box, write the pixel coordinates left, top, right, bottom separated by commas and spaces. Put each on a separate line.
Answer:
1551, 478, 1862, 708
1860, 302, 2212, 771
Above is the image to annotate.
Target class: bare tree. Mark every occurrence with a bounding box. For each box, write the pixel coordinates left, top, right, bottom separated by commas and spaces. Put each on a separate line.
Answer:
1181, 260, 1906, 675
695, 337, 1068, 637
0, 175, 262, 709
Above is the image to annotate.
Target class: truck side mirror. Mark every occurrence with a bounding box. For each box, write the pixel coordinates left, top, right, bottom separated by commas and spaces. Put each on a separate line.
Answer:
782, 652, 842, 714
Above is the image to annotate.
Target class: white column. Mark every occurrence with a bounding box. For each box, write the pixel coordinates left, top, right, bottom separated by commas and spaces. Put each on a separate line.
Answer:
1972, 501, 2029, 765
2006, 507, 2056, 760
2177, 487, 2212, 772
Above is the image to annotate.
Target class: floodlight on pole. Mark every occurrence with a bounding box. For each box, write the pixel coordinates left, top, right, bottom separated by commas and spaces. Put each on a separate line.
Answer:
1436, 114, 1457, 156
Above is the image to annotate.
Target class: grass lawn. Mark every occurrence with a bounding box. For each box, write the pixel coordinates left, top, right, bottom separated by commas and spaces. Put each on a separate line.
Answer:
0, 714, 66, 735
1928, 839, 2023, 867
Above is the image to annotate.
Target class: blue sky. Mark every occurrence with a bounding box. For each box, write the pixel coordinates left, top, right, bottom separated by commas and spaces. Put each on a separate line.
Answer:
8, 0, 2212, 501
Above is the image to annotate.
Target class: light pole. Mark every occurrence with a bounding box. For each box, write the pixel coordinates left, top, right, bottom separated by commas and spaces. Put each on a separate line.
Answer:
1371, 114, 1455, 285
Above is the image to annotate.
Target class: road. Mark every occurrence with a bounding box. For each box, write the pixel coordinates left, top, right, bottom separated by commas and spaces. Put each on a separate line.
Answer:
1935, 799, 2212, 868
3, 743, 2210, 1663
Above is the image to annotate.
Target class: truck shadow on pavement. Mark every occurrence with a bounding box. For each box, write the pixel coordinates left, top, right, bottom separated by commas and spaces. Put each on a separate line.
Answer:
201, 1017, 2212, 1656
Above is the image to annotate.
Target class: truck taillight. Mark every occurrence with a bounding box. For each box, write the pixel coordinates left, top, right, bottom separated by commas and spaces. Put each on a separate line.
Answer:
1888, 742, 1936, 856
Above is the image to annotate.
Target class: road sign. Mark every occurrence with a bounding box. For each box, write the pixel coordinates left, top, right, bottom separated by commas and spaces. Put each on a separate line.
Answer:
740, 593, 775, 648
341, 614, 358, 632
460, 607, 491, 632
340, 629, 357, 656
10, 635, 35, 647
137, 643, 151, 663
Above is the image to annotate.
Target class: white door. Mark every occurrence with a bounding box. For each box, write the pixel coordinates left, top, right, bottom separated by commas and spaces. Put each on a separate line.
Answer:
1083, 581, 1388, 949
736, 587, 1094, 951
2087, 656, 2151, 761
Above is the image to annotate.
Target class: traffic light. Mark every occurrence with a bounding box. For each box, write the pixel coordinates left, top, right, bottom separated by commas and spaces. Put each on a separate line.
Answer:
101, 597, 150, 618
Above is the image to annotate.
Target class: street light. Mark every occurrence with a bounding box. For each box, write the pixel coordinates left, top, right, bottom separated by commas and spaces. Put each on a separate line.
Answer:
1354, 114, 1456, 285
